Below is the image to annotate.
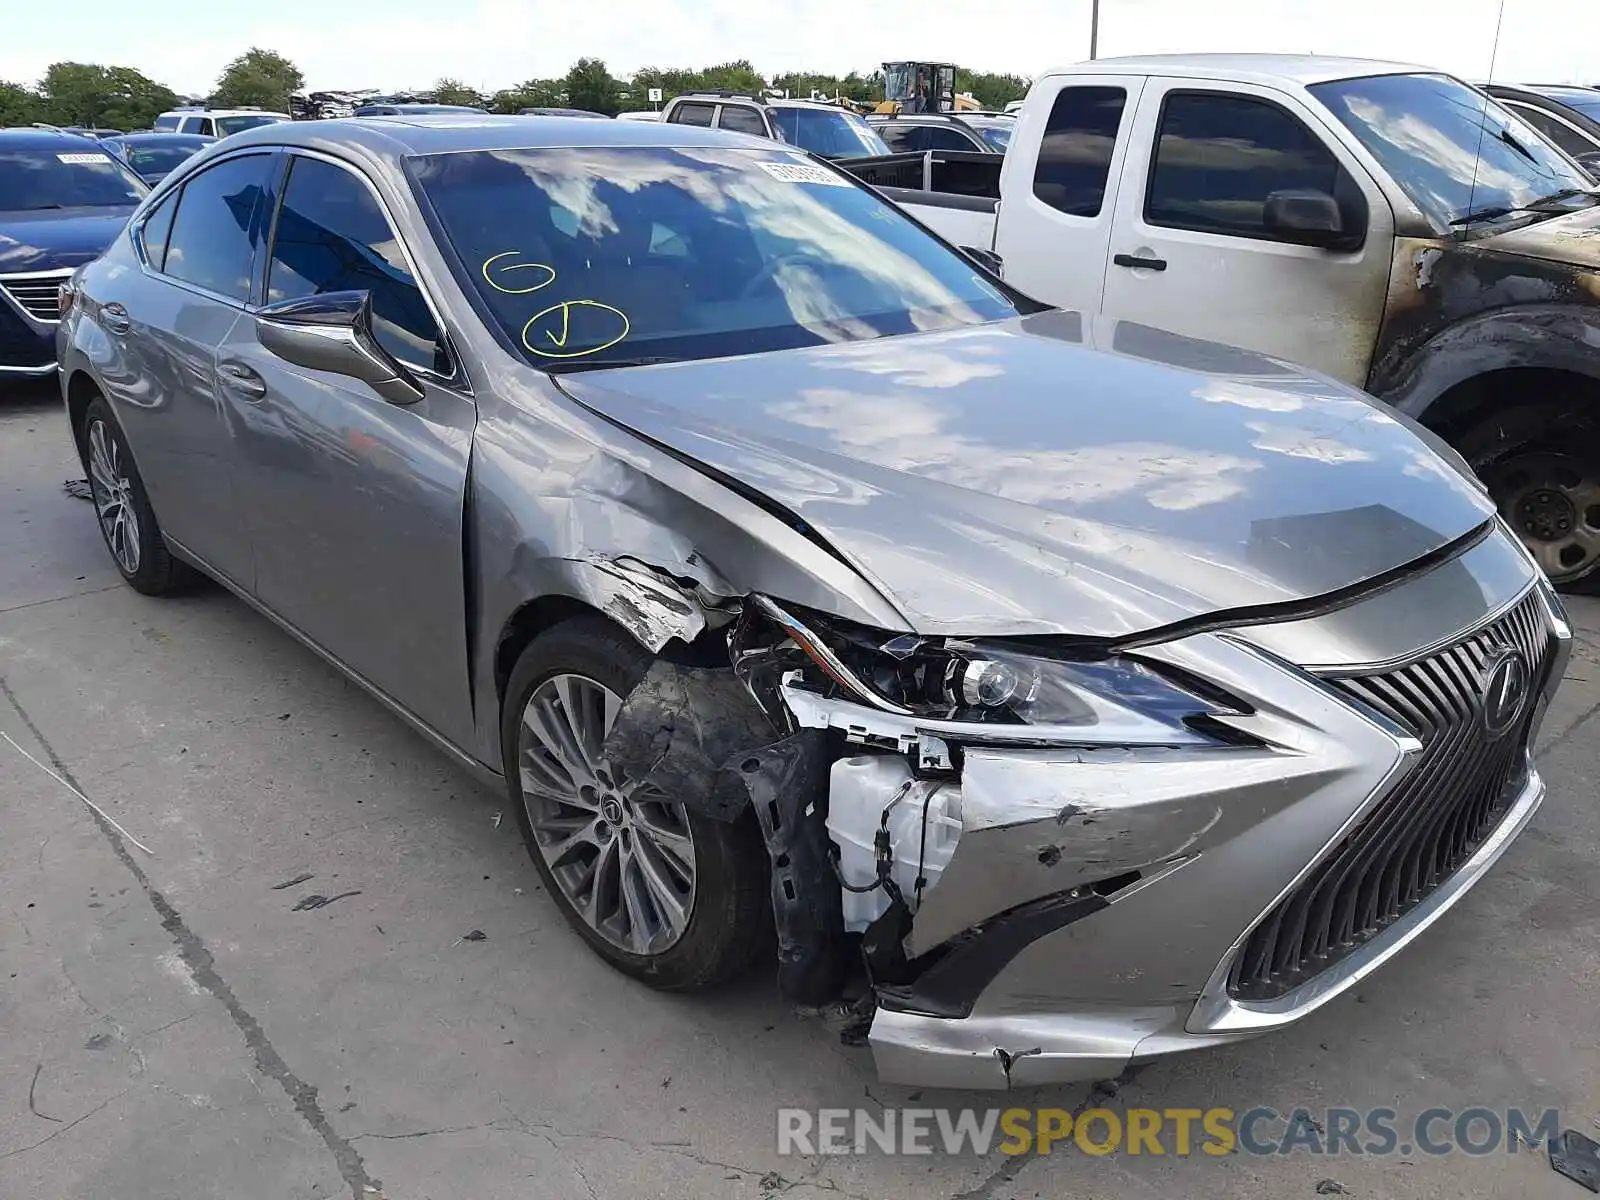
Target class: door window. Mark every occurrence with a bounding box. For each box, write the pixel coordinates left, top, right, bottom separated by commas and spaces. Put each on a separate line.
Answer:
138, 189, 179, 269
266, 155, 446, 373
922, 124, 980, 151
1033, 86, 1127, 217
162, 153, 274, 300
670, 102, 716, 127
716, 105, 768, 137
1148, 91, 1349, 240
876, 122, 921, 152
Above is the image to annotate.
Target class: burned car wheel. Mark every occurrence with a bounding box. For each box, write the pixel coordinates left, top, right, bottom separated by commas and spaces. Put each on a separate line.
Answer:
81, 397, 196, 596
1458, 401, 1600, 593
501, 616, 769, 990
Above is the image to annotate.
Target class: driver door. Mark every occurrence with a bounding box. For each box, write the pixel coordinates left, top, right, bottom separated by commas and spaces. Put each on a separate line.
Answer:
1100, 78, 1394, 386
214, 150, 478, 749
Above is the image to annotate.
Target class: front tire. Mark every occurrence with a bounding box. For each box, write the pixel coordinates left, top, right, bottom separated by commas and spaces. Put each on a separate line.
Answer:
1456, 400, 1600, 594
501, 616, 769, 990
81, 397, 196, 596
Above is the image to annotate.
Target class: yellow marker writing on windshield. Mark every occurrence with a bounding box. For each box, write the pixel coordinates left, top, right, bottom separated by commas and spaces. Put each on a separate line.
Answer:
482, 251, 557, 295
522, 300, 630, 359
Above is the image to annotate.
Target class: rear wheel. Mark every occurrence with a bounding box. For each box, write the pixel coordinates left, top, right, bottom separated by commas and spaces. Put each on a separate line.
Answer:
501, 616, 769, 990
1455, 399, 1600, 593
81, 397, 196, 596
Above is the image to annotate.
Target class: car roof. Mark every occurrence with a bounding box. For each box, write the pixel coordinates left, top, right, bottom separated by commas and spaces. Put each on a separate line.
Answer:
161, 108, 289, 117
1052, 53, 1435, 88
0, 127, 108, 150
222, 113, 779, 157
113, 130, 215, 143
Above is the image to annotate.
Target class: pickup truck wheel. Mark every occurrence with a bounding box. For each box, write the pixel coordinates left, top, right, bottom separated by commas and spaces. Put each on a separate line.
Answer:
501, 617, 770, 991
1456, 402, 1600, 593
81, 397, 197, 596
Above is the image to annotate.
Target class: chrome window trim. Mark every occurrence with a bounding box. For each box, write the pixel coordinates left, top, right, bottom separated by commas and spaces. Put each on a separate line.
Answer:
271, 147, 468, 392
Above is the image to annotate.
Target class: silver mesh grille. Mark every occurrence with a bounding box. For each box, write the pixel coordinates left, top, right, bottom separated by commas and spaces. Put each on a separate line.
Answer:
1228, 587, 1555, 1001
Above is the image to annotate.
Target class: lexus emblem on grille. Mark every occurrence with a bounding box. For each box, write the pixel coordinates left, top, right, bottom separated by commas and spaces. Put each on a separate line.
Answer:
1481, 646, 1531, 739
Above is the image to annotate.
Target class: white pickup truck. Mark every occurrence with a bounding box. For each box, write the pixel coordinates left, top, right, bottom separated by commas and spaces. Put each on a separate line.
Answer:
845, 54, 1600, 591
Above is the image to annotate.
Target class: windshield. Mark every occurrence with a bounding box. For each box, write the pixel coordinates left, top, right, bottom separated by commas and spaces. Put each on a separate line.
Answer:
968, 120, 1013, 152
412, 146, 1019, 372
0, 147, 145, 210
118, 142, 202, 176
1311, 73, 1593, 229
770, 108, 889, 158
216, 114, 286, 136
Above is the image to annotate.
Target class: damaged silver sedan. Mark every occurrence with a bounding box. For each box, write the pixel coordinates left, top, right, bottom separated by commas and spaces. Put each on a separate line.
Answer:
58, 115, 1571, 1088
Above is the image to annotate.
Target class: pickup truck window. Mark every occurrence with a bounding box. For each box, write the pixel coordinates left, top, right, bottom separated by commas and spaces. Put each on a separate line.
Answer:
671, 103, 716, 127
412, 145, 1019, 372
717, 105, 768, 137
1147, 91, 1346, 240
1033, 86, 1126, 217
769, 108, 890, 158
1311, 73, 1592, 230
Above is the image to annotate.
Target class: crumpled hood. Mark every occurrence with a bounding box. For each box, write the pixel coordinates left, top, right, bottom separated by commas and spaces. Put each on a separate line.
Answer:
560, 313, 1498, 638
1479, 201, 1600, 274
0, 207, 136, 274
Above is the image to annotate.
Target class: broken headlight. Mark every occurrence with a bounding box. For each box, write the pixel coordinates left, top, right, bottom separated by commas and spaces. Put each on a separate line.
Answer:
751, 598, 1239, 746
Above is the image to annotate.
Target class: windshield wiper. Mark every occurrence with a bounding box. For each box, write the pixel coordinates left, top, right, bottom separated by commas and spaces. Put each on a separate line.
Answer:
1497, 127, 1537, 163
1448, 188, 1599, 226
543, 356, 681, 374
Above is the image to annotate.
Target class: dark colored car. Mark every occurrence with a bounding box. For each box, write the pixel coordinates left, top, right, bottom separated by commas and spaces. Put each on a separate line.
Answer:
0, 128, 145, 379
1483, 83, 1600, 174
870, 112, 1014, 154
101, 132, 216, 185
354, 103, 487, 117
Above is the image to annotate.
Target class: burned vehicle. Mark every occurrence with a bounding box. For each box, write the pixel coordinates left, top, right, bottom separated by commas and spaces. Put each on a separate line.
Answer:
58, 116, 1570, 1088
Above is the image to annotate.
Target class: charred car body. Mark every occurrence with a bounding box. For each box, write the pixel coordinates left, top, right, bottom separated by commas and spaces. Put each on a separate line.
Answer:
57, 116, 1570, 1088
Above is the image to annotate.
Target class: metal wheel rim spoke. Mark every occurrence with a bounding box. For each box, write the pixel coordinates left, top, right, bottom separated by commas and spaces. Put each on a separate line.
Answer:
518, 671, 696, 955
88, 421, 140, 573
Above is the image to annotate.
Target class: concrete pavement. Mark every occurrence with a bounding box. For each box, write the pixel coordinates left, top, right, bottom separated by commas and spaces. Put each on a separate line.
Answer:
2, 384, 1597, 1199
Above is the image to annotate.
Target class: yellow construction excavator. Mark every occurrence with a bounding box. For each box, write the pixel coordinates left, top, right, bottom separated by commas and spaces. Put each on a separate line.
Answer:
875, 62, 976, 114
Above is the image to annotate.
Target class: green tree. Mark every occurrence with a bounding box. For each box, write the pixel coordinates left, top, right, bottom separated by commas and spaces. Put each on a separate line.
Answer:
0, 79, 44, 126
432, 78, 484, 108
955, 69, 1030, 111
699, 59, 766, 96
99, 67, 179, 130
212, 47, 303, 112
40, 62, 111, 126
564, 57, 618, 115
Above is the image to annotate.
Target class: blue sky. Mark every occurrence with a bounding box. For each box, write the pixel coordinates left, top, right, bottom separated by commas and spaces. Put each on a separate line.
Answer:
2, 0, 1594, 96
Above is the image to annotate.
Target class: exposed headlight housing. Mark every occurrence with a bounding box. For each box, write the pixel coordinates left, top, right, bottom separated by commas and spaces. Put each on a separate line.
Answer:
748, 597, 1245, 748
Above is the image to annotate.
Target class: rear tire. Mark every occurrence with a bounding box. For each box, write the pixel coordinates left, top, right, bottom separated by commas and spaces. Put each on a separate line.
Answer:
81, 397, 197, 596
501, 616, 770, 991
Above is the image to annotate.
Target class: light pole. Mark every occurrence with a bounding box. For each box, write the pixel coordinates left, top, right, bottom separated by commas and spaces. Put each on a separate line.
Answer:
1089, 0, 1100, 59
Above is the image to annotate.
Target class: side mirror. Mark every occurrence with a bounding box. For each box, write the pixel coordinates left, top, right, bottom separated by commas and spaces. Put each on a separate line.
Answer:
254, 290, 424, 406
1262, 188, 1359, 251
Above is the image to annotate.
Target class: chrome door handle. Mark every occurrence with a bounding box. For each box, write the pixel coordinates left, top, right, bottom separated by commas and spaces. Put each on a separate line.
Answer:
100, 302, 131, 334
218, 360, 267, 400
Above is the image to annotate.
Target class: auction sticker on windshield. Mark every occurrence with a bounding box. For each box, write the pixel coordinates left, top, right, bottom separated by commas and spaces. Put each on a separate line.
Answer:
57, 153, 111, 164
756, 160, 851, 186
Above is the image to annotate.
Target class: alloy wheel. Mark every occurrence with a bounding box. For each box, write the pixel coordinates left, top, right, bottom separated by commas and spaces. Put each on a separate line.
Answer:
86, 419, 141, 574
517, 672, 697, 955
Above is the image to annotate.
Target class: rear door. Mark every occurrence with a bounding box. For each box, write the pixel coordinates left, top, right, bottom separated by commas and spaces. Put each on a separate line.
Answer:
1099, 78, 1393, 385
214, 150, 477, 748
97, 150, 279, 590
992, 76, 1145, 315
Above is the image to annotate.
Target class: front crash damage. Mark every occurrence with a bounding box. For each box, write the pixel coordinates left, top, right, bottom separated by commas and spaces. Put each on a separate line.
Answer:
596, 583, 1383, 1087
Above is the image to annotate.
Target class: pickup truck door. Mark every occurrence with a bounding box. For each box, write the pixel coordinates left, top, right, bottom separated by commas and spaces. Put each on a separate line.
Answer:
993, 75, 1147, 315
1099, 77, 1394, 386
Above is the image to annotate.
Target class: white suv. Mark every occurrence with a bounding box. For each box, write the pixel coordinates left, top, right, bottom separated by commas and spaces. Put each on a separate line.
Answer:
153, 108, 291, 137
662, 93, 888, 158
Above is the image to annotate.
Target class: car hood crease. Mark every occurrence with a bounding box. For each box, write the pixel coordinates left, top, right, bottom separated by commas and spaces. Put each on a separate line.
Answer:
559, 314, 1498, 638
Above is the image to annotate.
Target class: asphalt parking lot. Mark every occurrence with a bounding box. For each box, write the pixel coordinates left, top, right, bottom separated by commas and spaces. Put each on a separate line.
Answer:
2, 382, 1598, 1200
